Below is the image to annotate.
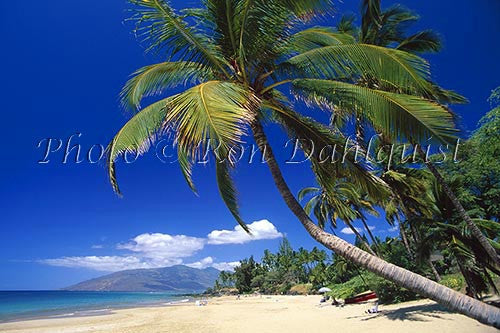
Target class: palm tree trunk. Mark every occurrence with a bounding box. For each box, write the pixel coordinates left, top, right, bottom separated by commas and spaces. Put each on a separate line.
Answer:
417, 148, 500, 268
396, 215, 413, 259
251, 120, 500, 328
360, 217, 380, 250
428, 258, 441, 282
346, 222, 378, 257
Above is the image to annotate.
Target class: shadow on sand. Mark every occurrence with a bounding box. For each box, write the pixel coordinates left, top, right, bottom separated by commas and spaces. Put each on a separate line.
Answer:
347, 302, 453, 322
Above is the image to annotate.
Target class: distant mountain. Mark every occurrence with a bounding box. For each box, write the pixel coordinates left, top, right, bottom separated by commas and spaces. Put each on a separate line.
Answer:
64, 265, 220, 292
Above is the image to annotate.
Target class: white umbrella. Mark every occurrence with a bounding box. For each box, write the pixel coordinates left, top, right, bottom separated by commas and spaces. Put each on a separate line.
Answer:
318, 287, 331, 293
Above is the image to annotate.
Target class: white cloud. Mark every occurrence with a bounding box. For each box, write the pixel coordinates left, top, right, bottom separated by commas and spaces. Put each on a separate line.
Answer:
39, 256, 167, 272
340, 227, 361, 235
212, 261, 240, 272
340, 225, 375, 235
41, 220, 282, 272
388, 226, 399, 232
186, 257, 214, 269
91, 245, 103, 249
207, 220, 283, 245
118, 233, 205, 260
184, 257, 240, 271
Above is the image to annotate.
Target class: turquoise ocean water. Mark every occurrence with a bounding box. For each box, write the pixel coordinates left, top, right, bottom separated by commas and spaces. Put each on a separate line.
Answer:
0, 291, 189, 322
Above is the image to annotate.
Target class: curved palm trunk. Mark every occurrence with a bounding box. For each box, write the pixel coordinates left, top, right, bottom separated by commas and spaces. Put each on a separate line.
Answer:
428, 258, 442, 282
360, 217, 380, 250
417, 148, 500, 268
396, 215, 413, 259
397, 202, 440, 281
251, 121, 500, 328
347, 222, 377, 257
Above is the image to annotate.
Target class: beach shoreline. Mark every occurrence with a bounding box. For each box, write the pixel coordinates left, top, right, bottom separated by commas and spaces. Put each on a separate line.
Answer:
0, 291, 196, 324
0, 295, 495, 333
0, 298, 195, 324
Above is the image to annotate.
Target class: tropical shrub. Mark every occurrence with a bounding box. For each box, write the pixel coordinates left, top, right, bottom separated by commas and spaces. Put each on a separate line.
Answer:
289, 283, 313, 295
439, 273, 466, 291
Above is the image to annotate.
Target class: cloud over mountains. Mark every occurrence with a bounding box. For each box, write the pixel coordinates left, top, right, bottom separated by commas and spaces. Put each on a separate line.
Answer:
40, 220, 281, 272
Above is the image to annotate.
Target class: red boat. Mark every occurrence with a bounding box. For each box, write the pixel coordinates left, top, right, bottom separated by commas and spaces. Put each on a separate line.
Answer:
344, 291, 378, 304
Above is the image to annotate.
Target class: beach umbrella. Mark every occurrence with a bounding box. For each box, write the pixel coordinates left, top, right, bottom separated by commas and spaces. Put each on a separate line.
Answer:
318, 287, 331, 293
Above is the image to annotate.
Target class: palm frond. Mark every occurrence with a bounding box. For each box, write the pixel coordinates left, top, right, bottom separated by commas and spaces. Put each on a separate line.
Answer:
360, 0, 381, 43
283, 44, 433, 96
397, 30, 442, 54
165, 81, 257, 158
292, 79, 458, 145
108, 97, 172, 195
298, 186, 320, 201
216, 158, 248, 232
304, 195, 320, 215
129, 0, 229, 76
336, 14, 358, 36
177, 146, 198, 194
284, 27, 355, 54
264, 100, 388, 199
237, 0, 332, 72
203, 0, 240, 59
374, 5, 419, 46
120, 61, 213, 110
427, 82, 468, 105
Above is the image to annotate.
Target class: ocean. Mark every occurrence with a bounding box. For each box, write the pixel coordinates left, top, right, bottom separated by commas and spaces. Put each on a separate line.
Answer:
0, 291, 189, 322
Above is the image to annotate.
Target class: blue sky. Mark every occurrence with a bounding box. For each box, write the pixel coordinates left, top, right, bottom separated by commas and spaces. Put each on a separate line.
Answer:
0, 0, 499, 290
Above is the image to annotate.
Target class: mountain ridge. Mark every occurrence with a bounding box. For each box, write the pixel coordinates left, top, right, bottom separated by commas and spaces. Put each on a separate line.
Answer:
63, 265, 219, 292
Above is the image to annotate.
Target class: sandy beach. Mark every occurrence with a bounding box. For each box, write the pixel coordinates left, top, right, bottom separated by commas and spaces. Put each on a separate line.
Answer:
0, 296, 495, 333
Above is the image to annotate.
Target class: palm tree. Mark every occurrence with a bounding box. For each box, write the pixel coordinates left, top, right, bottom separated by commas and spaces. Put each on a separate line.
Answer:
347, 0, 500, 269
359, 0, 442, 54
378, 166, 442, 280
298, 183, 380, 256
107, 0, 500, 327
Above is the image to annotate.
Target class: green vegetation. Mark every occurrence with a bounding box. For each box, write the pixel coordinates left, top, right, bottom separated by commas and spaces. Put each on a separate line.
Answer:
107, 0, 500, 326
211, 93, 500, 305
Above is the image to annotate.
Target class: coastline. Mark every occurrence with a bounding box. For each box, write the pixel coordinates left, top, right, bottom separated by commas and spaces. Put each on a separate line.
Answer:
0, 299, 194, 324
0, 295, 495, 333
0, 291, 196, 324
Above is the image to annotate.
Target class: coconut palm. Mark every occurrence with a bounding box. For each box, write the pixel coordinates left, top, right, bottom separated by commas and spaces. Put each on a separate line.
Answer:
107, 0, 500, 327
359, 0, 442, 54
350, 0, 500, 269
298, 183, 380, 256
303, 0, 499, 267
381, 168, 443, 280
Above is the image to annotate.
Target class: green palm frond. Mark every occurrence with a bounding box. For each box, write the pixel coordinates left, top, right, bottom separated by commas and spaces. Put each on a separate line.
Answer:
177, 146, 197, 194
336, 14, 358, 36
427, 82, 469, 105
237, 0, 331, 72
279, 0, 332, 17
471, 219, 500, 233
304, 195, 320, 215
374, 6, 419, 46
237, 0, 291, 70
284, 44, 433, 96
396, 30, 442, 54
216, 158, 248, 232
108, 97, 172, 195
120, 61, 213, 110
264, 100, 388, 198
284, 27, 355, 54
129, 0, 229, 76
165, 81, 257, 157
360, 0, 381, 42
292, 79, 458, 144
203, 0, 240, 58
298, 187, 320, 201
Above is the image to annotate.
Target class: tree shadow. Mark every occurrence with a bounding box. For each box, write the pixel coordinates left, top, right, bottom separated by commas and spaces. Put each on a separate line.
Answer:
348, 303, 453, 322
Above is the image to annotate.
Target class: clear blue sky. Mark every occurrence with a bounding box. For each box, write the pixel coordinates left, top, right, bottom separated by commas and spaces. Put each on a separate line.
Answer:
0, 0, 499, 290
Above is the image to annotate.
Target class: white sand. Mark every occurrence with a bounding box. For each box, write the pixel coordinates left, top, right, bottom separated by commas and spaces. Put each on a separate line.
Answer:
0, 296, 495, 333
